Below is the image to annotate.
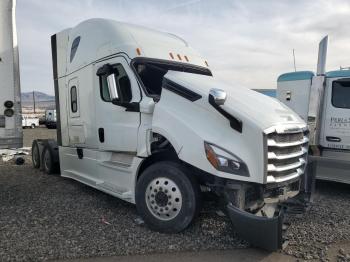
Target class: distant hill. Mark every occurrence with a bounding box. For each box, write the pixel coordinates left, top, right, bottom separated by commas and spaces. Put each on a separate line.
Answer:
21, 92, 55, 112
21, 91, 55, 102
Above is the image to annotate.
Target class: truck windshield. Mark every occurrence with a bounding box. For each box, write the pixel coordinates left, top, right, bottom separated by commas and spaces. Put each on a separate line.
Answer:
132, 58, 212, 97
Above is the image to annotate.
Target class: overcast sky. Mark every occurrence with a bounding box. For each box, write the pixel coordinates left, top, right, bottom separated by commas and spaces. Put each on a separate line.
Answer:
16, 0, 350, 94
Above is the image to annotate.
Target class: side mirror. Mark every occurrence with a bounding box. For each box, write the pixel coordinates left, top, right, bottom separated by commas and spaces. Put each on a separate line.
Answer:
107, 74, 119, 100
97, 64, 113, 76
209, 88, 227, 106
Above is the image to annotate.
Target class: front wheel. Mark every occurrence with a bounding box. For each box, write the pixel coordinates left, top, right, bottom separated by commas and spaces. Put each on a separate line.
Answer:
135, 161, 200, 233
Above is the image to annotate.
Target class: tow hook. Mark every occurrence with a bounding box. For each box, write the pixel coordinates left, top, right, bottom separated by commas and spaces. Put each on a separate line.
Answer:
227, 204, 284, 251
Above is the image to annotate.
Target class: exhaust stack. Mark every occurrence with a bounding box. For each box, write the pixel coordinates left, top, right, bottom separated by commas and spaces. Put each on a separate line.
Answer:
316, 36, 328, 75
307, 35, 328, 146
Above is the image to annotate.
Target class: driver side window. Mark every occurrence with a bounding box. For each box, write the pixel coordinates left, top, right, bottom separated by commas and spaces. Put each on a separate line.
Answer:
99, 64, 132, 103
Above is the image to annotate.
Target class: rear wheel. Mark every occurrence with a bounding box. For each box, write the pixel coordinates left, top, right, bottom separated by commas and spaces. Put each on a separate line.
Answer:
32, 140, 40, 168
42, 146, 54, 174
135, 161, 200, 233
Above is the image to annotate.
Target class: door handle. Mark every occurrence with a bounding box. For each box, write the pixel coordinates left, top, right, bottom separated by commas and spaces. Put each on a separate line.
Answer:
98, 128, 105, 143
326, 136, 341, 142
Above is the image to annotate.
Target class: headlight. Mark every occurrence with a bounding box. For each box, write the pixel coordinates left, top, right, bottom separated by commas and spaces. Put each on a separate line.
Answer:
204, 142, 249, 177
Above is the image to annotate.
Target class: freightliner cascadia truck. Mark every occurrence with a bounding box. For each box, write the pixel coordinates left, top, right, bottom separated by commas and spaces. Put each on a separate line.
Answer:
32, 19, 311, 250
277, 36, 350, 184
0, 0, 22, 149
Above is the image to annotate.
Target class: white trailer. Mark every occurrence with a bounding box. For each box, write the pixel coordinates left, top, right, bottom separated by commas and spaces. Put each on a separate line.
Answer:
45, 109, 57, 129
277, 36, 350, 184
33, 19, 312, 250
0, 0, 22, 149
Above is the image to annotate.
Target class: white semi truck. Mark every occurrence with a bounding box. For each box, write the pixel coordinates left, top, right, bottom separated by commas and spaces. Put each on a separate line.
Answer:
45, 109, 57, 129
277, 36, 350, 184
0, 0, 22, 149
32, 19, 311, 250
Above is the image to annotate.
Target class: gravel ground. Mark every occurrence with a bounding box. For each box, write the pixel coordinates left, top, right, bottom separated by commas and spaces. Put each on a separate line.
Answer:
283, 182, 350, 261
0, 128, 349, 261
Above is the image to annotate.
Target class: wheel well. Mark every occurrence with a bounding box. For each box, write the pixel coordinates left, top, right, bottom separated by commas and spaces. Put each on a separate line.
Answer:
137, 133, 179, 181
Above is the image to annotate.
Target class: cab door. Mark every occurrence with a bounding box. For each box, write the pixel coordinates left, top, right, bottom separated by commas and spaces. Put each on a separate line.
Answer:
67, 77, 86, 145
321, 78, 350, 150
94, 57, 141, 152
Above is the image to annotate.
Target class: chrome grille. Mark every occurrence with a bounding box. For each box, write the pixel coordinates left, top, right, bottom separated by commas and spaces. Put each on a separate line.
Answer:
266, 128, 308, 183
267, 132, 303, 143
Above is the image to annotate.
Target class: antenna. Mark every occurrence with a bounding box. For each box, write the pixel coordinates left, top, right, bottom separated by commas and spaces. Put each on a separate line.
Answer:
293, 49, 296, 72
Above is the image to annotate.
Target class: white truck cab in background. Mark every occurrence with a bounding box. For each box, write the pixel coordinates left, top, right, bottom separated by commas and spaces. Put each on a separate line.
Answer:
277, 36, 350, 184
0, 0, 22, 148
45, 109, 57, 129
33, 19, 311, 250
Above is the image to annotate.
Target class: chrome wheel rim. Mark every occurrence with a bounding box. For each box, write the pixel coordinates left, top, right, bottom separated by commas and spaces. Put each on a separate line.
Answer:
145, 177, 182, 221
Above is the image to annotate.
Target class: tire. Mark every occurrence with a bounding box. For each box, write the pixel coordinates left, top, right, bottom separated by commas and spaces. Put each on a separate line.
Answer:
42, 145, 54, 174
32, 140, 40, 169
15, 157, 25, 165
31, 123, 35, 129
135, 161, 200, 233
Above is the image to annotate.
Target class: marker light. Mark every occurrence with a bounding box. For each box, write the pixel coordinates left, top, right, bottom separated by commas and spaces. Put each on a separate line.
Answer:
169, 52, 174, 59
205, 61, 209, 66
184, 55, 189, 62
177, 54, 182, 61
136, 48, 141, 55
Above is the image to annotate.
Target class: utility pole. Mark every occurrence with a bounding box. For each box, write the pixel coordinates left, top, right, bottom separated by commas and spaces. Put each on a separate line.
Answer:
32, 91, 36, 114
293, 49, 297, 72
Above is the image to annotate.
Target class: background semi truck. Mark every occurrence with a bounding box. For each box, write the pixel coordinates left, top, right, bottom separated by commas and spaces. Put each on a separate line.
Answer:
277, 36, 350, 184
0, 0, 22, 149
45, 109, 57, 129
31, 19, 311, 251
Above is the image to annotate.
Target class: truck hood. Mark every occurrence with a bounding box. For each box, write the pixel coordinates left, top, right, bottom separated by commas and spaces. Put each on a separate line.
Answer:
164, 71, 305, 130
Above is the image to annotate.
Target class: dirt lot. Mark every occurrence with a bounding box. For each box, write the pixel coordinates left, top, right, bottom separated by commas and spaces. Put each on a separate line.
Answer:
22, 127, 57, 147
0, 128, 350, 261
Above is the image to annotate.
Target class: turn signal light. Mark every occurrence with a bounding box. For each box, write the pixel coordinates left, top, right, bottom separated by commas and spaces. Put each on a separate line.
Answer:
205, 143, 219, 169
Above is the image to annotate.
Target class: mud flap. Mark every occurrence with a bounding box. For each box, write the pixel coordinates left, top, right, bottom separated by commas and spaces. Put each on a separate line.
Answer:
227, 204, 283, 251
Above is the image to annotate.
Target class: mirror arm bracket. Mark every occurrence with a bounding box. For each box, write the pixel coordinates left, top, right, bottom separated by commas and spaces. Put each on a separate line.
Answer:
112, 100, 140, 112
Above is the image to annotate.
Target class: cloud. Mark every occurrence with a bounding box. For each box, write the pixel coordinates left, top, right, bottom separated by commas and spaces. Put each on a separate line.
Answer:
16, 0, 350, 94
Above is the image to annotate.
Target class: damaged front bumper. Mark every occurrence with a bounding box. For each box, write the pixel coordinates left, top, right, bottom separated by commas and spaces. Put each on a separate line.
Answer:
227, 204, 284, 251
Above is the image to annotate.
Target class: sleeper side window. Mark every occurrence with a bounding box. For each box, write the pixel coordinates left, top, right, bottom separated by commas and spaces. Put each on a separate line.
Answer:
70, 36, 81, 63
100, 76, 111, 102
71, 86, 78, 112
99, 64, 132, 103
332, 80, 350, 109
